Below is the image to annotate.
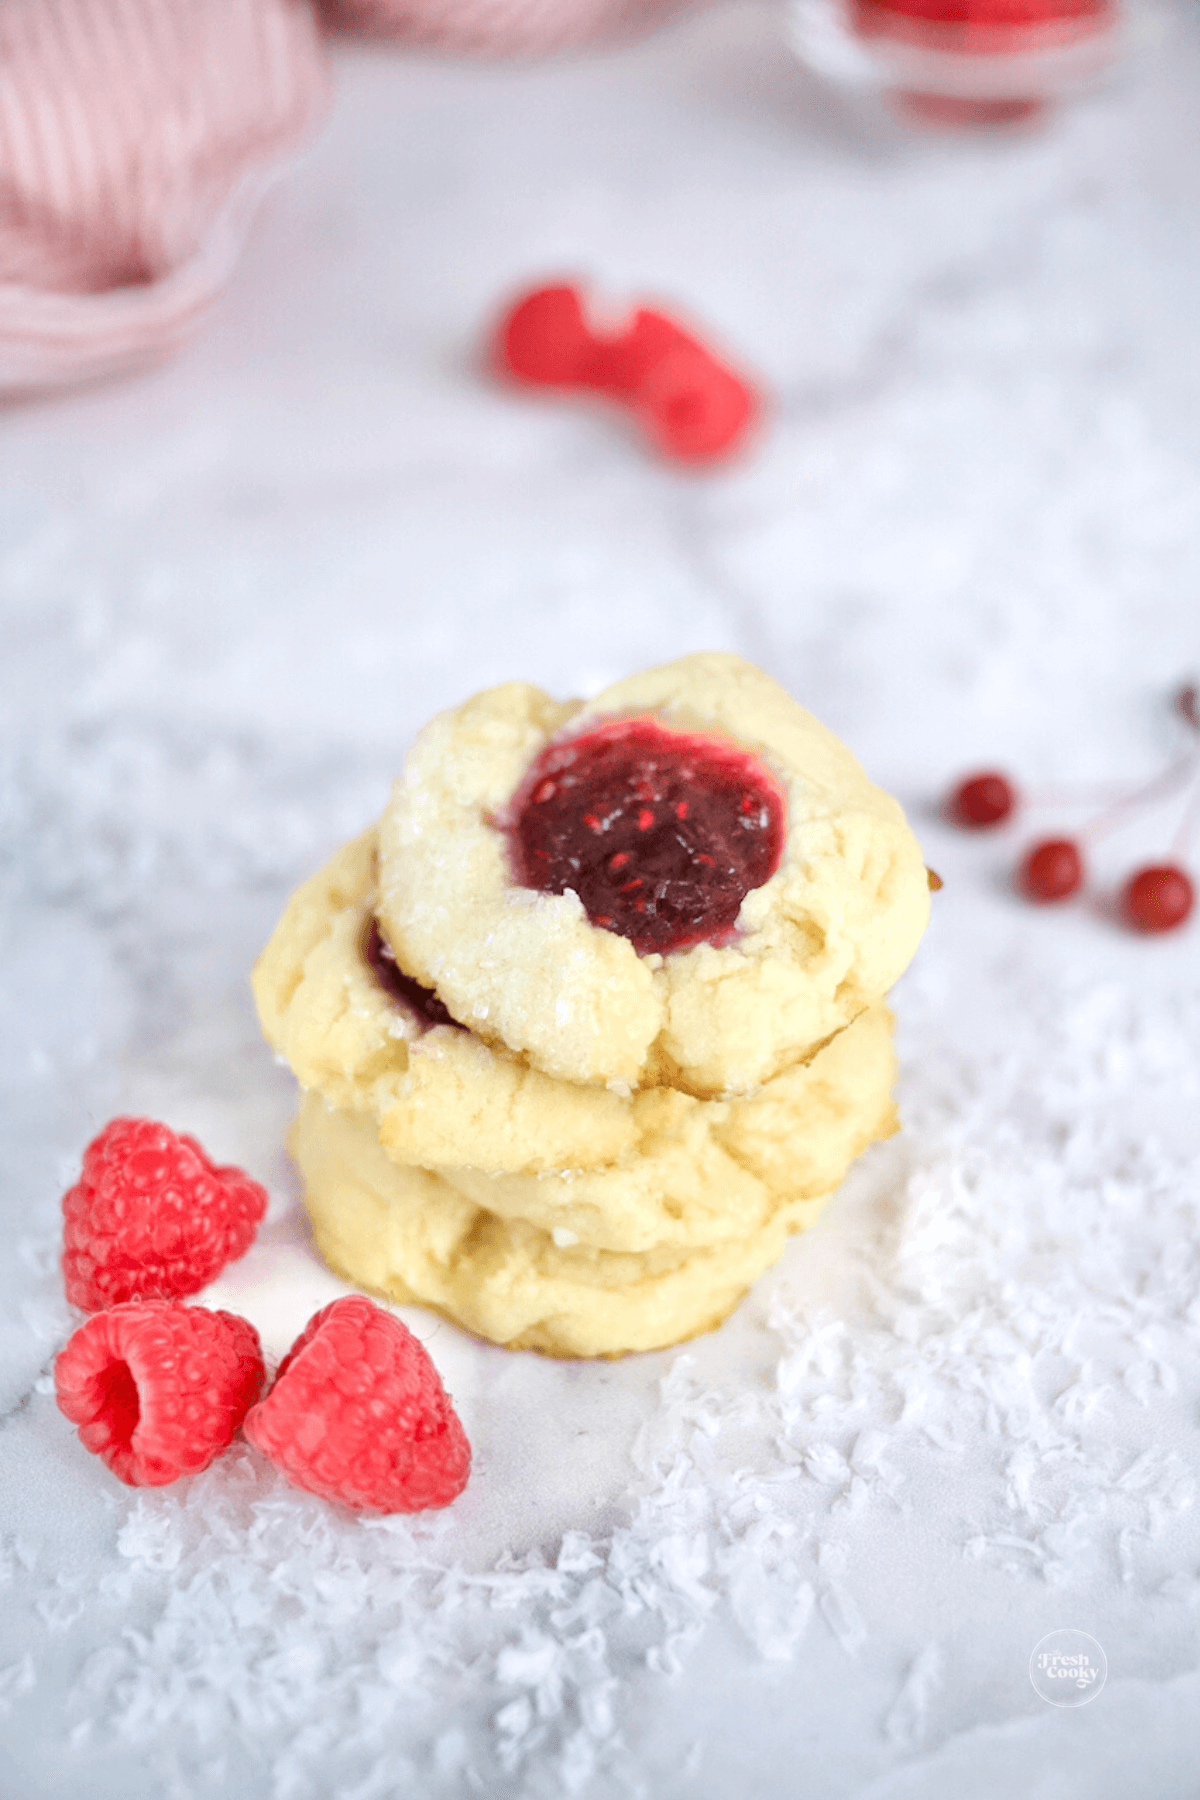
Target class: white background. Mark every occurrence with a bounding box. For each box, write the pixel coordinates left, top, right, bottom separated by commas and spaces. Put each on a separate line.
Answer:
1, 5, 1199, 1795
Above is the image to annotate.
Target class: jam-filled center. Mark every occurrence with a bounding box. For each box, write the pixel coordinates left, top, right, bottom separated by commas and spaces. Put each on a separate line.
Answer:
507, 718, 786, 956
363, 919, 462, 1030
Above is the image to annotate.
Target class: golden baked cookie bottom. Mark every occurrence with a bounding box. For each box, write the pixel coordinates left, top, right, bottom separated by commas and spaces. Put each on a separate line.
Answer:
285, 995, 897, 1356
291, 1096, 879, 1359
433, 1002, 897, 1256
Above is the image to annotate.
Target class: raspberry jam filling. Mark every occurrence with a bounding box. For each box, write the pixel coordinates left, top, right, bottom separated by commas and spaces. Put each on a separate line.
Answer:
363, 920, 462, 1030
507, 718, 786, 956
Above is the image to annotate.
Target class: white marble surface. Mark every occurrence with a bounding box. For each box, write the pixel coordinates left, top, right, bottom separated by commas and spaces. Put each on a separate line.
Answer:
2, 4, 1200, 1795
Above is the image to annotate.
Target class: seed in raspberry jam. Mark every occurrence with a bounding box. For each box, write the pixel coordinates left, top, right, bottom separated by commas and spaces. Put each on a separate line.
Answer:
362, 920, 462, 1029
507, 719, 786, 956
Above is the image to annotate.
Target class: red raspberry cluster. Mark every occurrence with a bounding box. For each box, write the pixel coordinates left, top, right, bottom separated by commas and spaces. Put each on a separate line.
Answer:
53, 1119, 469, 1512
494, 282, 760, 464
945, 684, 1199, 933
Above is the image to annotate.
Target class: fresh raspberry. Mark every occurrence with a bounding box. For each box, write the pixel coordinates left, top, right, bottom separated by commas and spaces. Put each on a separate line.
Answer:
582, 307, 692, 397
243, 1296, 471, 1514
633, 337, 759, 463
62, 1117, 268, 1312
508, 718, 787, 956
494, 284, 594, 386
588, 309, 760, 461
494, 284, 761, 463
54, 1301, 265, 1487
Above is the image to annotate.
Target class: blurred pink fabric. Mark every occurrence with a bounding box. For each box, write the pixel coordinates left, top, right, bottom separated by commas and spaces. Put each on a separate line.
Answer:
0, 0, 329, 396
320, 0, 688, 54
0, 0, 691, 398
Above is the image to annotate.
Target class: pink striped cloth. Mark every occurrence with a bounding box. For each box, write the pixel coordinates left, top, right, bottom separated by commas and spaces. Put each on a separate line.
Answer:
0, 0, 692, 398
0, 0, 329, 396
320, 0, 690, 55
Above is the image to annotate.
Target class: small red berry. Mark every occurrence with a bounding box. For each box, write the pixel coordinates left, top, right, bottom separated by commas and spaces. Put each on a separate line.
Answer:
1020, 837, 1084, 902
1121, 864, 1195, 933
947, 771, 1016, 828
244, 1296, 471, 1514
62, 1117, 268, 1312
54, 1301, 264, 1487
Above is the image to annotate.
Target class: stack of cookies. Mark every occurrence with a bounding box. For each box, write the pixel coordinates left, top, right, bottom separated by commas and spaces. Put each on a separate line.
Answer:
253, 655, 929, 1357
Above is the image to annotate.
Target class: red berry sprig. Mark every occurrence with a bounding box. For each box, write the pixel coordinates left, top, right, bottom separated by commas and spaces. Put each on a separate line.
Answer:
494, 281, 761, 464
945, 682, 1199, 930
